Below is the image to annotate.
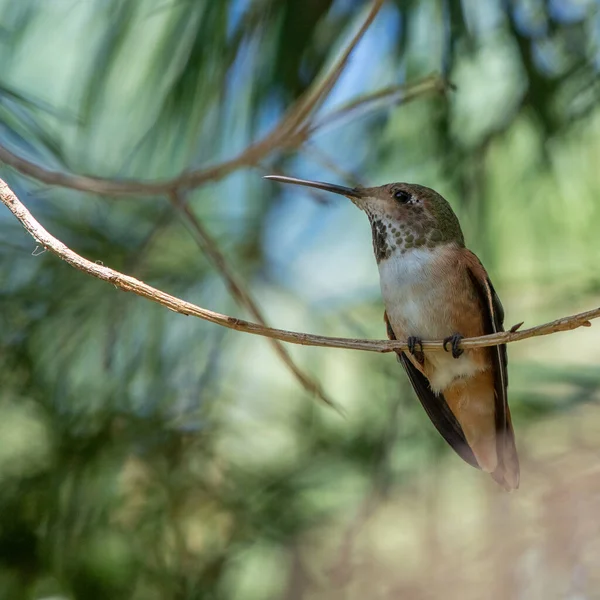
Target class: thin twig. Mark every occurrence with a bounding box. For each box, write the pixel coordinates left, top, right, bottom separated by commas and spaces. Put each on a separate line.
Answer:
2, 179, 598, 356
274, 0, 385, 137
264, 75, 447, 162
306, 74, 448, 136
169, 192, 336, 408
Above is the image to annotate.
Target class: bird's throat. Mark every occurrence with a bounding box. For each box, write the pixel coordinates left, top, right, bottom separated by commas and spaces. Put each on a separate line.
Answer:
369, 217, 393, 262
368, 214, 445, 264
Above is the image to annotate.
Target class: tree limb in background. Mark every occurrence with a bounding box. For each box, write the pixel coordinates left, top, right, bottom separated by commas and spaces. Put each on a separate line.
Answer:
0, 0, 384, 196
306, 74, 449, 137
2, 179, 597, 358
169, 191, 336, 408
274, 0, 385, 138
0, 74, 445, 197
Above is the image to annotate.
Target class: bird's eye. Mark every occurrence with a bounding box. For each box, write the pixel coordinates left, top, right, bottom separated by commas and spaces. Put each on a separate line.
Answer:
394, 190, 411, 204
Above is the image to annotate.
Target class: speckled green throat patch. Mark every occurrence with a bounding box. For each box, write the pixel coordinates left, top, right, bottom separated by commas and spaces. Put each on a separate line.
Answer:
368, 210, 455, 263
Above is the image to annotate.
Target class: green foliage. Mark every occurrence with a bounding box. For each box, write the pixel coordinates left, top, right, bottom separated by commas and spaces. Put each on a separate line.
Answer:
1, 0, 600, 598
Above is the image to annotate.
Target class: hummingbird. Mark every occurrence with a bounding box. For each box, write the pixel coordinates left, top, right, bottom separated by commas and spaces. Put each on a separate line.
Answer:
265, 175, 519, 490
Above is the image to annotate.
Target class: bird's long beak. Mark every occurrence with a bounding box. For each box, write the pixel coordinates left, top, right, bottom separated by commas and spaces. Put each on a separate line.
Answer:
264, 175, 363, 200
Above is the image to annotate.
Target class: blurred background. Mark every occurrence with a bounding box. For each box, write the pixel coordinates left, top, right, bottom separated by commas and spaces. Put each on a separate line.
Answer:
1, 0, 600, 598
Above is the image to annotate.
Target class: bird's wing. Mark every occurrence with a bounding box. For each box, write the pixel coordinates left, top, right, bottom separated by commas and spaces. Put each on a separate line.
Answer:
464, 252, 520, 489
384, 312, 480, 469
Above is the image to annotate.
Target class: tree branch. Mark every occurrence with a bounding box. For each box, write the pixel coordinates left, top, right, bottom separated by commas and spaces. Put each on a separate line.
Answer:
306, 74, 448, 137
0, 74, 444, 197
0, 0, 390, 198
2, 179, 597, 357
0, 0, 407, 410
273, 0, 385, 137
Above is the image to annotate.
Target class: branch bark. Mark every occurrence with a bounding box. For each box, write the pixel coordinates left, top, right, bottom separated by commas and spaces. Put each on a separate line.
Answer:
2, 179, 598, 356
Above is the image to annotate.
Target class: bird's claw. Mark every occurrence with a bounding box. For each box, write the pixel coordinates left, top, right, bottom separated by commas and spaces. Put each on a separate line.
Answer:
407, 336, 425, 364
443, 333, 464, 359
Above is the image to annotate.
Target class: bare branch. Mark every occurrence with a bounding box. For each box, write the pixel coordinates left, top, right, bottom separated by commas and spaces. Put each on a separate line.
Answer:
2, 178, 599, 357
169, 192, 337, 408
0, 0, 386, 197
274, 0, 385, 137
0, 74, 444, 196
306, 74, 448, 136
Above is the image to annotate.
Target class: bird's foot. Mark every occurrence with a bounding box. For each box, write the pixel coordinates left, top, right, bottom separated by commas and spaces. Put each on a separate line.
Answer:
443, 333, 464, 359
407, 336, 425, 365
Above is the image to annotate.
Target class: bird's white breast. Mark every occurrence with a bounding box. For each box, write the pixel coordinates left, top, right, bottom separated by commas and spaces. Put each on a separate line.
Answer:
378, 245, 483, 391
378, 245, 451, 339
